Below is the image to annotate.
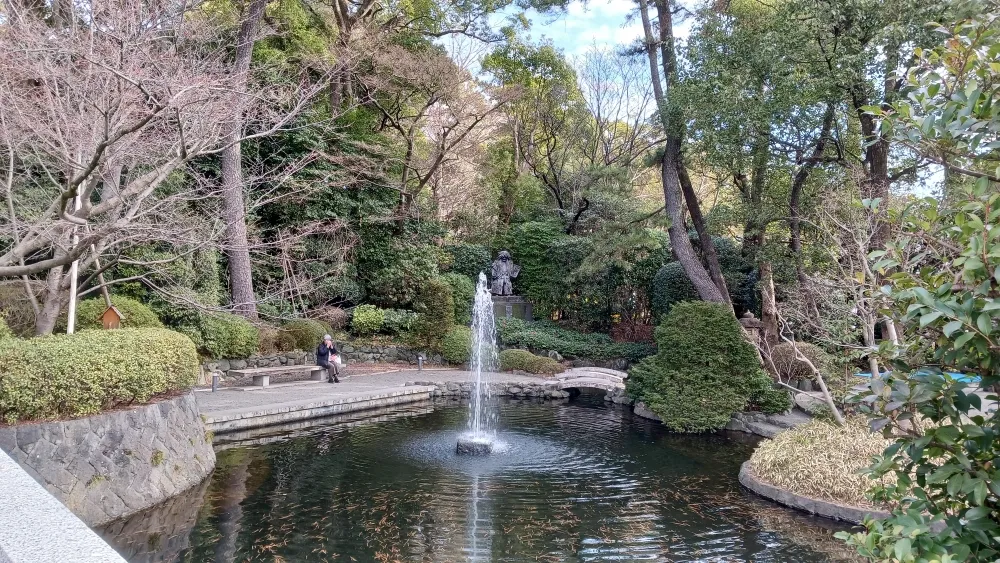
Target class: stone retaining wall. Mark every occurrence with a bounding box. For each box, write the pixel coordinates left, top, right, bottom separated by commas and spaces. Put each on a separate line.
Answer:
0, 393, 215, 527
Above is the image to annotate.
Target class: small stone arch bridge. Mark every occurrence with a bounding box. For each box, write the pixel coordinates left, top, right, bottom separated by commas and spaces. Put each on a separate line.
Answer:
544, 367, 627, 393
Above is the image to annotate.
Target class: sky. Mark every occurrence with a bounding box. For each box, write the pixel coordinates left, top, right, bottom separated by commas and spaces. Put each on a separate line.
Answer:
513, 0, 697, 57
488, 0, 942, 197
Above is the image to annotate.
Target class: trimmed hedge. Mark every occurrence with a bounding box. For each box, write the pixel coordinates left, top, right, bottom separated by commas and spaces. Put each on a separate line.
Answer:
497, 318, 654, 363
281, 318, 330, 351
351, 305, 385, 336
441, 325, 472, 364
627, 301, 784, 432
200, 313, 260, 359
59, 296, 164, 331
499, 349, 565, 374
441, 273, 475, 325
0, 328, 198, 424
411, 278, 454, 351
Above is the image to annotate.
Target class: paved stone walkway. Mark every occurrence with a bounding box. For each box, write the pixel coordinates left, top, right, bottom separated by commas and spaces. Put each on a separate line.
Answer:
195, 367, 632, 433
196, 369, 553, 432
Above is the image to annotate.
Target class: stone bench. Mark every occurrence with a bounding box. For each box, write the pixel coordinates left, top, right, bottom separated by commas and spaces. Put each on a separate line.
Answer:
228, 365, 327, 387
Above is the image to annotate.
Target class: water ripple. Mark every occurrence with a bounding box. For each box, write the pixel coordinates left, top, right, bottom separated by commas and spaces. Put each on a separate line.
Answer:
102, 396, 861, 563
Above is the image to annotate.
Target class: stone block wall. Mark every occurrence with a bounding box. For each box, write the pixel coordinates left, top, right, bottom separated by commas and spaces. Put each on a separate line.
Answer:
0, 393, 215, 527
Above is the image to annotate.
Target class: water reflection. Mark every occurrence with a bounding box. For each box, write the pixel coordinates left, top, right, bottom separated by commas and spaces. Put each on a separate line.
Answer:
101, 396, 858, 562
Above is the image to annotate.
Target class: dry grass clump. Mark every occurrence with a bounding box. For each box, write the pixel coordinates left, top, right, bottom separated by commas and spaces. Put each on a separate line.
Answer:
748, 417, 893, 508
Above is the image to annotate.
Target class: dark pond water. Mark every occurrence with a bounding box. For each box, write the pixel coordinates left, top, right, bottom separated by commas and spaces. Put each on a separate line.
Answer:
100, 393, 860, 562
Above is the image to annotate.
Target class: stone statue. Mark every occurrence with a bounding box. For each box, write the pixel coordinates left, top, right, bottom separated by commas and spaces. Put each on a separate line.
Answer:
490, 250, 520, 295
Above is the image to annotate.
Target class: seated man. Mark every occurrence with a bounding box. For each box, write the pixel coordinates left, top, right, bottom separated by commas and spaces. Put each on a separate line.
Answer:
317, 334, 340, 383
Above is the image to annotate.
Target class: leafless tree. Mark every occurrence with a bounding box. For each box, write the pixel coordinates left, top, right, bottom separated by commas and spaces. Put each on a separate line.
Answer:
0, 0, 325, 334
360, 42, 515, 216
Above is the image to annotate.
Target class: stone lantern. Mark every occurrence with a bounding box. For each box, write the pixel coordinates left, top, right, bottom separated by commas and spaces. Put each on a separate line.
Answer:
739, 311, 762, 347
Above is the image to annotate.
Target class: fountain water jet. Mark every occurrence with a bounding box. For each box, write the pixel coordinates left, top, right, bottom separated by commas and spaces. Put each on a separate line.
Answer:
456, 272, 499, 455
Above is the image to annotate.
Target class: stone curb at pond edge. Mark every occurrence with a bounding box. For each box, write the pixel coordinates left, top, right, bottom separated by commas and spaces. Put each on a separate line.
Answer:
406, 381, 572, 399
739, 462, 889, 524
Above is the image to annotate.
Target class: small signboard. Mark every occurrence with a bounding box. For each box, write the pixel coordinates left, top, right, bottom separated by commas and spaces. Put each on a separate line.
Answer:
99, 306, 124, 329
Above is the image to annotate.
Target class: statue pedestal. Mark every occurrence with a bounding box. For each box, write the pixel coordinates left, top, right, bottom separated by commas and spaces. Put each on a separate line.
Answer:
492, 295, 533, 321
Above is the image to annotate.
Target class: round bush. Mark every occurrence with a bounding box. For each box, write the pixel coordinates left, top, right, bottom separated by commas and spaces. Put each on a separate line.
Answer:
499, 349, 565, 374
0, 328, 198, 424
441, 325, 472, 364
382, 309, 418, 335
200, 313, 260, 359
411, 278, 454, 351
768, 342, 830, 380
351, 305, 385, 336
282, 318, 330, 351
60, 296, 164, 331
626, 301, 768, 432
649, 262, 699, 321
441, 273, 475, 325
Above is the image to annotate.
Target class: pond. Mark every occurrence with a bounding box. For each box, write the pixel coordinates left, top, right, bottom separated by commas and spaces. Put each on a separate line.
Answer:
101, 393, 860, 562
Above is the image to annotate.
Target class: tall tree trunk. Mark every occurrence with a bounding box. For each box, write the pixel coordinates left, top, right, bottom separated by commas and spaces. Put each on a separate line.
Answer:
221, 0, 267, 319
35, 262, 65, 335
678, 164, 730, 304
759, 259, 779, 345
789, 103, 835, 319
638, 0, 726, 303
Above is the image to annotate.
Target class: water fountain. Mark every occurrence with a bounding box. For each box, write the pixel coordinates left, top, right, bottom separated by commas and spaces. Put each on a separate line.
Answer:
456, 272, 499, 455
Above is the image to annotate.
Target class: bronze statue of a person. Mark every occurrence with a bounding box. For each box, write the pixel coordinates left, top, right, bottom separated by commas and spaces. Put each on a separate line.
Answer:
490, 250, 520, 295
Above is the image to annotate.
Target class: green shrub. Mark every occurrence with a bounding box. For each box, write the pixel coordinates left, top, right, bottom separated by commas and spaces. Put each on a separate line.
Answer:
0, 328, 198, 424
351, 305, 385, 336
441, 325, 472, 364
746, 371, 792, 413
411, 278, 454, 351
382, 309, 418, 335
281, 319, 330, 351
768, 342, 830, 380
441, 273, 475, 325
649, 262, 699, 320
626, 301, 769, 432
0, 316, 12, 340
442, 243, 491, 280
497, 318, 654, 363
499, 349, 565, 374
59, 296, 164, 331
200, 313, 260, 359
